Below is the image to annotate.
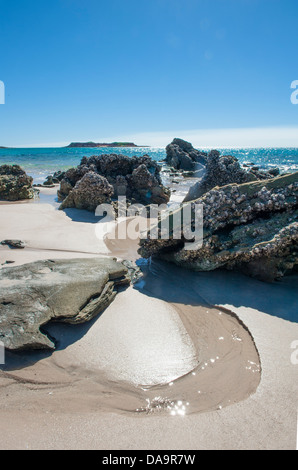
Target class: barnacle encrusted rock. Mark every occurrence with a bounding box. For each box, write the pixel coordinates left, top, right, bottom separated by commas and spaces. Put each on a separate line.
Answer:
58, 154, 170, 211
0, 165, 34, 201
184, 150, 259, 202
139, 173, 298, 282
0, 258, 130, 351
59, 171, 114, 211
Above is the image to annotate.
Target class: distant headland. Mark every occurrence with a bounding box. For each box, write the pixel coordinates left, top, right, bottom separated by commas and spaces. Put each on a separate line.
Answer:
0, 143, 150, 149
65, 142, 149, 148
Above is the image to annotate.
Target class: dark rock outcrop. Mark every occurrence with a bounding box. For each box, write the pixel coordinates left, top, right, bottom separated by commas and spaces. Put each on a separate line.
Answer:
58, 154, 170, 211
0, 258, 130, 351
267, 168, 280, 178
139, 173, 298, 282
52, 171, 66, 182
0, 165, 34, 201
1, 240, 25, 249
183, 150, 282, 202
165, 138, 207, 171
184, 151, 259, 202
41, 171, 66, 187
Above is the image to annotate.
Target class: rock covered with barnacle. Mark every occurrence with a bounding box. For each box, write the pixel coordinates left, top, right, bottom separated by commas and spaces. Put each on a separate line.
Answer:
183, 150, 272, 202
58, 154, 170, 211
139, 173, 298, 282
0, 165, 35, 201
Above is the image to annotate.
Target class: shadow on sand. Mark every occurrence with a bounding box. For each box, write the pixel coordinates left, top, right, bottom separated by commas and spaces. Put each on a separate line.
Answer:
134, 259, 298, 323
61, 208, 101, 224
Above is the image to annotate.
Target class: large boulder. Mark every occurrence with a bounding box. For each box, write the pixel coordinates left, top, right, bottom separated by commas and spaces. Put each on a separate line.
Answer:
139, 173, 298, 282
184, 151, 258, 201
59, 171, 114, 212
0, 258, 130, 351
0, 165, 34, 201
128, 164, 170, 205
165, 138, 207, 171
58, 154, 170, 210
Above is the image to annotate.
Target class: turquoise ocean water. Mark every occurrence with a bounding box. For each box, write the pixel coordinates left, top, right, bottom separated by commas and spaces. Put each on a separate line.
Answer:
0, 147, 298, 183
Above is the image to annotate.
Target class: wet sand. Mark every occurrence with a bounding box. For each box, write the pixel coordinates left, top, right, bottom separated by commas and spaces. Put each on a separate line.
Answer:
0, 197, 297, 450
0, 287, 260, 417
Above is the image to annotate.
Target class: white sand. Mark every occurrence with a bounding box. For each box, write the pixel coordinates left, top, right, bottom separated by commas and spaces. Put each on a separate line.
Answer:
0, 200, 297, 450
0, 203, 110, 267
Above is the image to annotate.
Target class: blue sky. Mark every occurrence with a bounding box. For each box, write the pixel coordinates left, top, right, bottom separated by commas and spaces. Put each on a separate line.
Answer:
0, 0, 298, 147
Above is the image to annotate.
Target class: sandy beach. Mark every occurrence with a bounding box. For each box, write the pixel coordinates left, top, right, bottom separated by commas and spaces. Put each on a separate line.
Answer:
0, 188, 297, 450
2, 0, 298, 453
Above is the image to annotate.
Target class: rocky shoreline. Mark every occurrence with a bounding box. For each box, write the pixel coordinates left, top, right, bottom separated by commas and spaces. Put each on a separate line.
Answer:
0, 140, 297, 284
138, 139, 298, 282
0, 141, 297, 450
139, 173, 298, 282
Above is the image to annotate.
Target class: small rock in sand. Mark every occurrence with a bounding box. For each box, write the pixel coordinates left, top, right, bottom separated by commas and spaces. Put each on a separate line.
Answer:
1, 240, 26, 249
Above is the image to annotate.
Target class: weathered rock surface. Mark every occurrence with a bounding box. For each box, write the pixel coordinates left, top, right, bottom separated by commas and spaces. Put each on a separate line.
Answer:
0, 258, 130, 351
184, 151, 260, 202
139, 173, 298, 282
0, 165, 34, 201
165, 138, 207, 171
183, 150, 283, 202
59, 172, 114, 211
58, 154, 170, 211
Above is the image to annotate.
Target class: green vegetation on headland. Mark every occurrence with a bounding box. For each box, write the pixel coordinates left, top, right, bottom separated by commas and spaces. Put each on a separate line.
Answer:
65, 142, 149, 148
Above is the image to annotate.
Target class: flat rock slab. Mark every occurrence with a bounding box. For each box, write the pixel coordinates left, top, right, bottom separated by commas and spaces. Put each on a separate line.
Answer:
0, 258, 129, 351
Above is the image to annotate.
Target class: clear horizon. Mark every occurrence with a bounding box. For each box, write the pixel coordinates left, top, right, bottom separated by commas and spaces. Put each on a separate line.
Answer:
3, 125, 298, 149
